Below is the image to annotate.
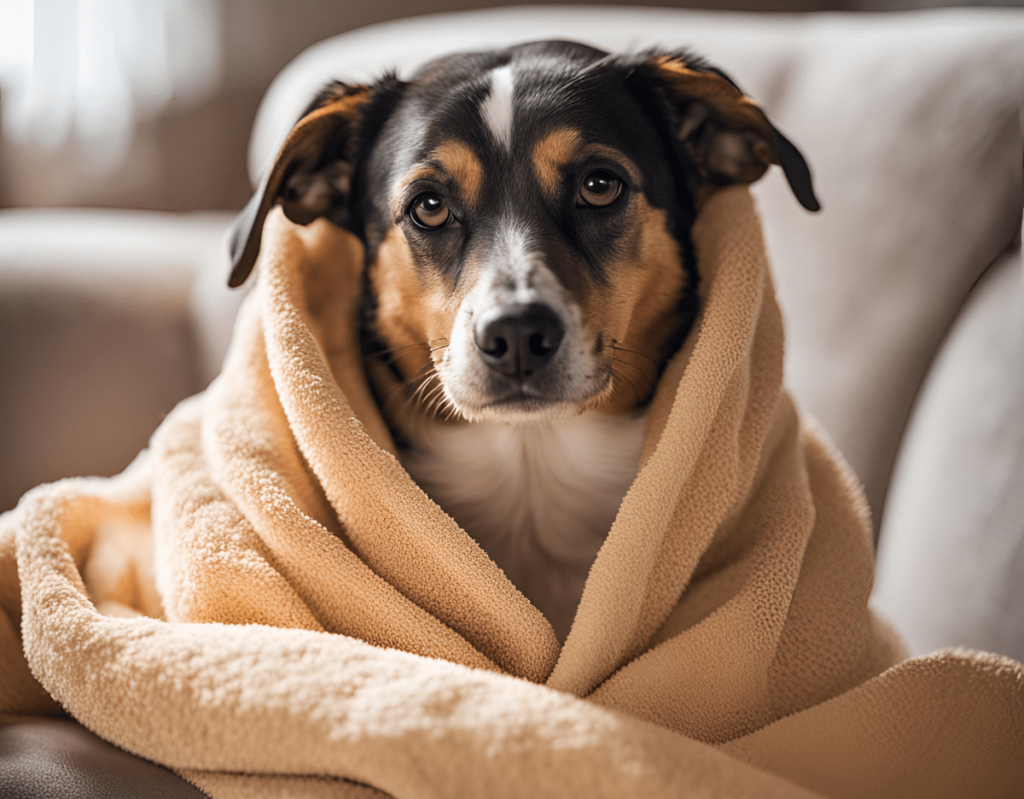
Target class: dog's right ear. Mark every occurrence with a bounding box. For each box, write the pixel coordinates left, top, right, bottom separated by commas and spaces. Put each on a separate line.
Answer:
227, 82, 379, 288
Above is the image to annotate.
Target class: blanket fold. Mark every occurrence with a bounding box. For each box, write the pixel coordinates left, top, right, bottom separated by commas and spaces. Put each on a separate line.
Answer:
2, 187, 1021, 798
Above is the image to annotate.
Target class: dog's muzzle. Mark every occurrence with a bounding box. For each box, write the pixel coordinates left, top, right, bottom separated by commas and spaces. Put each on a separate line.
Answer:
473, 303, 565, 380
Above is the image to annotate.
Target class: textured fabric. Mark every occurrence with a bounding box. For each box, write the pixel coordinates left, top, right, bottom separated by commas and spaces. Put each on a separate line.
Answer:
1, 188, 1021, 798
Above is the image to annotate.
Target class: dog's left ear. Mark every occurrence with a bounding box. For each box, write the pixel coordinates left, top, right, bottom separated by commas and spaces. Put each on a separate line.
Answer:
227, 81, 383, 288
640, 53, 820, 212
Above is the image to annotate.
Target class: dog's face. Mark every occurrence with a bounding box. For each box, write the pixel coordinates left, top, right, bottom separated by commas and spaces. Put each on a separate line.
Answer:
229, 41, 817, 425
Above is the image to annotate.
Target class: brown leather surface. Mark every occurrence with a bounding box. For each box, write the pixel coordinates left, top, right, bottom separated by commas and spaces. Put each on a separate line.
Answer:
0, 718, 206, 799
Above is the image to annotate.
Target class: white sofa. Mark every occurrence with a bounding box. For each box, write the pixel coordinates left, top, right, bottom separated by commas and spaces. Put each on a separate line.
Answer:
1, 7, 1021, 795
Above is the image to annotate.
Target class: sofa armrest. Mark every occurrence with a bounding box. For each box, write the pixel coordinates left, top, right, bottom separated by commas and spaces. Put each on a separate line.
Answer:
873, 231, 1024, 661
0, 209, 233, 513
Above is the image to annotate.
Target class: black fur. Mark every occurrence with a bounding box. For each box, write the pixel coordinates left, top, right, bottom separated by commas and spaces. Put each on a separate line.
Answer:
229, 40, 818, 374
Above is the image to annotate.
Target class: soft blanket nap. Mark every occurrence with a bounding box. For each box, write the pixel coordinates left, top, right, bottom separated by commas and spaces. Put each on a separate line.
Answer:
1, 187, 1022, 798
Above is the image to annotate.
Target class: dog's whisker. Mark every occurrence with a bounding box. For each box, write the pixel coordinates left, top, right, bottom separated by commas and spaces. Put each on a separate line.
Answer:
610, 355, 646, 371
409, 385, 432, 408
432, 396, 451, 421
370, 338, 450, 360
376, 357, 434, 395
429, 385, 450, 414
611, 357, 656, 390
436, 389, 461, 422
427, 390, 454, 422
382, 361, 437, 403
390, 369, 438, 412
438, 387, 463, 422
419, 381, 443, 407
390, 371, 442, 423
416, 379, 447, 415
406, 363, 438, 386
610, 365, 643, 405
612, 343, 659, 365
409, 372, 440, 406
418, 370, 442, 393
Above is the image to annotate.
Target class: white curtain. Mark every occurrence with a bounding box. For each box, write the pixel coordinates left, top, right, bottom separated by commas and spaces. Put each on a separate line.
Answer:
0, 0, 221, 170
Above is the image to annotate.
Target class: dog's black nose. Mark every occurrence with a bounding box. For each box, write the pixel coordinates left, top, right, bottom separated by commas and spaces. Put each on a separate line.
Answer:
474, 304, 565, 379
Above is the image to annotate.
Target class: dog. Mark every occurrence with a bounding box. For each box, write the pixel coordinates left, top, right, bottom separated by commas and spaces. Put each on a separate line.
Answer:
227, 40, 818, 641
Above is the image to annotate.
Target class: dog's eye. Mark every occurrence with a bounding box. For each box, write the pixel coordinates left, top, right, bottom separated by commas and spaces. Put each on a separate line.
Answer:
578, 171, 622, 207
410, 193, 451, 229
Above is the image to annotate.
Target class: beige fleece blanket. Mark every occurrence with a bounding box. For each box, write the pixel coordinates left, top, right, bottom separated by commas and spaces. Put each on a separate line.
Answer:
2, 187, 1022, 799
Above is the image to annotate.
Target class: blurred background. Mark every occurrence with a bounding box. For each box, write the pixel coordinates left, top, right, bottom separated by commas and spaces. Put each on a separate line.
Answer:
1, 1, 1023, 661
1, 0, 1020, 214
1, 0, 1021, 520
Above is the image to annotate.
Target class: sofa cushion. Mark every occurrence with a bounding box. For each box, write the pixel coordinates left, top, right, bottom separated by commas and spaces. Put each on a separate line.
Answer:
0, 718, 205, 799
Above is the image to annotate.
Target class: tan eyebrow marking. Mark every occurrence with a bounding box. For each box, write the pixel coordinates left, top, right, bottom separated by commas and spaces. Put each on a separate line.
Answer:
432, 140, 484, 205
390, 140, 485, 221
532, 129, 642, 198
532, 128, 582, 197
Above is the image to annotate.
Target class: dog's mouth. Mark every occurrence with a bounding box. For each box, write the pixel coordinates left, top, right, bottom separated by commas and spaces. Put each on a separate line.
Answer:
484, 387, 555, 405
442, 383, 590, 424
479, 387, 571, 412
434, 355, 629, 424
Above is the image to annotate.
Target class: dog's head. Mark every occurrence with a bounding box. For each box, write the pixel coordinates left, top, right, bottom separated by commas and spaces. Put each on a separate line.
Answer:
229, 41, 818, 424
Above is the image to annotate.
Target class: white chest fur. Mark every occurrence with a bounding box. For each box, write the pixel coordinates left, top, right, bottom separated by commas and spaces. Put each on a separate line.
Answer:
399, 411, 647, 641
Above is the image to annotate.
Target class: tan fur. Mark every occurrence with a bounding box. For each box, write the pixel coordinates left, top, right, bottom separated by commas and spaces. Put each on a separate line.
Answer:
582, 198, 687, 416
531, 128, 582, 197
391, 140, 485, 220
432, 140, 485, 206
276, 89, 373, 183
531, 130, 643, 199
368, 228, 486, 425
651, 55, 781, 203
370, 229, 450, 369
651, 56, 772, 139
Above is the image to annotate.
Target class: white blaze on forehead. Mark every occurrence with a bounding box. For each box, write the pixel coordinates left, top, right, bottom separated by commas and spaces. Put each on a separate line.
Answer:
486, 221, 568, 307
481, 65, 515, 149
494, 221, 535, 291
